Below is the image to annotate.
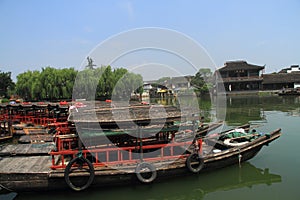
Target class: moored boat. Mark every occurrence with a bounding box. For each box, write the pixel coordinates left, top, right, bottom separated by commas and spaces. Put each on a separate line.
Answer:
51, 127, 281, 191
0, 101, 282, 192
0, 124, 281, 192
278, 88, 300, 96
0, 121, 12, 143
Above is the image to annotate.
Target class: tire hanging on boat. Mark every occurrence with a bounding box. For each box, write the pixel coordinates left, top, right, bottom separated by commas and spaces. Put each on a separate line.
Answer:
186, 153, 204, 173
135, 162, 157, 183
64, 157, 95, 191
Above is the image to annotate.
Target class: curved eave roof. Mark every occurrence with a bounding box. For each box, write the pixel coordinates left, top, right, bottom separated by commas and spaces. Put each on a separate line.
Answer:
218, 61, 265, 72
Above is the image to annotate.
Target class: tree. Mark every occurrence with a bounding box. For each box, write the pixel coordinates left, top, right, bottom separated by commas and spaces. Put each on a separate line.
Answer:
156, 77, 170, 84
30, 71, 42, 100
15, 65, 143, 101
112, 71, 143, 99
16, 70, 35, 100
16, 67, 77, 101
0, 71, 15, 98
73, 67, 104, 100
191, 68, 213, 94
198, 68, 212, 80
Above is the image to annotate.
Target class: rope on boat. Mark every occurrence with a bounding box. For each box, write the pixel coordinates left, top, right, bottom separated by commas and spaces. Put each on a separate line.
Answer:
0, 183, 13, 192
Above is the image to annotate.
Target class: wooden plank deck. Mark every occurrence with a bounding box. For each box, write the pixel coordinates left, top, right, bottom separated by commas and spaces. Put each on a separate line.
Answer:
0, 143, 55, 156
0, 156, 51, 173
0, 154, 188, 191
18, 134, 54, 144
0, 156, 52, 191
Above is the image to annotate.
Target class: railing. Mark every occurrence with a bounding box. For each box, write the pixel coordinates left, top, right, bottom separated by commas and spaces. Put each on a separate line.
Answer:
0, 113, 69, 127
218, 76, 263, 82
50, 139, 202, 169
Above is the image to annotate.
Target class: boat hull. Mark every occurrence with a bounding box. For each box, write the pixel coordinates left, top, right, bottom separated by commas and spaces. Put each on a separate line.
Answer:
0, 129, 281, 192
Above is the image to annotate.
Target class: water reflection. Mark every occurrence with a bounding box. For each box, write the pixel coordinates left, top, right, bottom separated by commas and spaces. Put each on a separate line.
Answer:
129, 162, 282, 200
226, 96, 300, 125
150, 95, 300, 125
181, 162, 281, 200
150, 95, 214, 122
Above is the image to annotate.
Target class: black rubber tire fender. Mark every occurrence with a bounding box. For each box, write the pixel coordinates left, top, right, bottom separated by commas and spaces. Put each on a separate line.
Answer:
186, 153, 204, 173
64, 157, 95, 191
135, 162, 157, 183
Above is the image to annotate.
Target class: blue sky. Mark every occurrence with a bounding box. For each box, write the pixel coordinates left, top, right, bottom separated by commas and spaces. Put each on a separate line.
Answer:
1, 0, 300, 81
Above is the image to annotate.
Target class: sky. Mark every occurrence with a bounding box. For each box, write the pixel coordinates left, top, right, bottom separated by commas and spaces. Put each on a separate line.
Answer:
1, 0, 300, 81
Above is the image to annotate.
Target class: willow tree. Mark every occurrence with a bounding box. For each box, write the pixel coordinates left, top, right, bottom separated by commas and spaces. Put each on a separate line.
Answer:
15, 65, 143, 101
112, 71, 143, 99
73, 67, 101, 100
16, 67, 77, 101
16, 70, 37, 100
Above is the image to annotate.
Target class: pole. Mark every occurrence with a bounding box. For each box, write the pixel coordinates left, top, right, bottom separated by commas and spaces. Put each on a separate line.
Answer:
8, 106, 12, 136
138, 125, 143, 161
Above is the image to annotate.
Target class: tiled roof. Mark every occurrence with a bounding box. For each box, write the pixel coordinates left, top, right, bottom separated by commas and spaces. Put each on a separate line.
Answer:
218, 61, 265, 71
279, 65, 300, 73
263, 73, 300, 84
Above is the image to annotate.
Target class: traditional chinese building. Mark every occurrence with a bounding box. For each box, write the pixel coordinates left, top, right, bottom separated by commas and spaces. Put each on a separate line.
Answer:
215, 61, 265, 92
262, 65, 300, 90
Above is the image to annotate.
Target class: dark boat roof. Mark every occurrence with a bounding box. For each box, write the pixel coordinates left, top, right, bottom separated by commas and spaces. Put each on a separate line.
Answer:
68, 102, 198, 124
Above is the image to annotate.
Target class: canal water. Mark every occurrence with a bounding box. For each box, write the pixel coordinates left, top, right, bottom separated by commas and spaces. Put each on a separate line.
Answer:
1, 95, 300, 200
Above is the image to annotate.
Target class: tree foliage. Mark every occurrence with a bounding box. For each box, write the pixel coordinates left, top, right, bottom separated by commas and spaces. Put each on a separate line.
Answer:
112, 71, 143, 99
16, 66, 143, 101
16, 67, 77, 101
156, 77, 170, 84
74, 66, 143, 100
0, 71, 15, 98
191, 68, 213, 94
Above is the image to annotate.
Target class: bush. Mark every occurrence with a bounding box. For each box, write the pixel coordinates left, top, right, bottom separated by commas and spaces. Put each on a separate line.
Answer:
0, 98, 10, 103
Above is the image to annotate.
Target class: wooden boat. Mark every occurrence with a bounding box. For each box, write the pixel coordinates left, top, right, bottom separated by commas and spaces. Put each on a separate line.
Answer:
68, 102, 200, 128
278, 88, 300, 96
12, 124, 48, 136
0, 102, 69, 132
74, 121, 223, 149
18, 134, 54, 144
0, 121, 12, 143
0, 133, 12, 143
66, 102, 222, 149
0, 125, 281, 192
0, 162, 281, 199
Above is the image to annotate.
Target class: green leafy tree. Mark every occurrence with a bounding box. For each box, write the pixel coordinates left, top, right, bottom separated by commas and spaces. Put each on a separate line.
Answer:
0, 71, 15, 98
16, 70, 34, 100
30, 70, 42, 100
156, 77, 170, 84
112, 71, 143, 99
16, 67, 77, 101
191, 68, 213, 94
73, 68, 100, 100
15, 65, 143, 101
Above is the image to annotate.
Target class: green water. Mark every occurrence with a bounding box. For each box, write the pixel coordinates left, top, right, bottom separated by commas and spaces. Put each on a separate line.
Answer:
3, 95, 300, 200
